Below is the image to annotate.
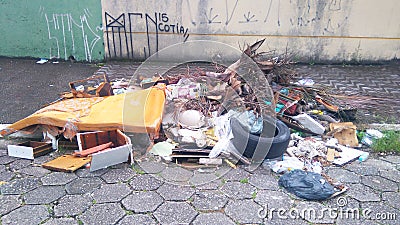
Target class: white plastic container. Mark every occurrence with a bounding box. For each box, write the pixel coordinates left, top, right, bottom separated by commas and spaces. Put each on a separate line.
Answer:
292, 113, 325, 135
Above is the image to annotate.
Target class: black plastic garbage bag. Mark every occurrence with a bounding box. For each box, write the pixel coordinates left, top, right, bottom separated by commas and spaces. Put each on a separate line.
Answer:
278, 169, 335, 200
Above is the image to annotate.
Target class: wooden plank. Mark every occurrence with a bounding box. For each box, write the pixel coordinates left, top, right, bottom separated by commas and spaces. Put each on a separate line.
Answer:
109, 130, 118, 145
97, 131, 111, 145
326, 148, 335, 162
172, 148, 212, 154
42, 155, 90, 172
171, 154, 209, 158
73, 142, 113, 157
58, 140, 79, 150
81, 133, 97, 150
116, 130, 127, 146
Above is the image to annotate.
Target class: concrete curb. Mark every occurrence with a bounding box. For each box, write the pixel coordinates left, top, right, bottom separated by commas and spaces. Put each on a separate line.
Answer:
357, 123, 400, 131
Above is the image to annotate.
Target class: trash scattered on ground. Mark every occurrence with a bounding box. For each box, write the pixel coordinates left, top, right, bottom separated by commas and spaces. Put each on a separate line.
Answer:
36, 58, 48, 64
0, 39, 387, 201
332, 145, 366, 166
358, 152, 369, 162
269, 156, 304, 173
41, 129, 132, 172
361, 129, 384, 146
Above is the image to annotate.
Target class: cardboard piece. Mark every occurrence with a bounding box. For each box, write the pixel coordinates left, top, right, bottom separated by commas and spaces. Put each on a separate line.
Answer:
330, 122, 358, 147
333, 146, 365, 166
42, 155, 90, 172
8, 141, 53, 159
326, 148, 335, 162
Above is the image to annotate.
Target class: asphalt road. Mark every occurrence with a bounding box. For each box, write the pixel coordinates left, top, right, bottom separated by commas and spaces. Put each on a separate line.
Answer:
0, 57, 100, 123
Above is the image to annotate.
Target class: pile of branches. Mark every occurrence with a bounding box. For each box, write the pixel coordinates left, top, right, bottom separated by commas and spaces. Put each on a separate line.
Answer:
163, 39, 297, 117
243, 39, 297, 85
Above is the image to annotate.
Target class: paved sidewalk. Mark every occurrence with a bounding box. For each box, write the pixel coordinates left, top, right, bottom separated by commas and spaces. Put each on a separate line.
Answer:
94, 61, 400, 124
0, 149, 399, 225
1, 60, 400, 225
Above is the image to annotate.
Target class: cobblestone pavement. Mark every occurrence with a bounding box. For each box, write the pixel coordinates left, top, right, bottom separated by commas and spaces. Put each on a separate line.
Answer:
0, 148, 399, 225
1, 61, 400, 224
295, 62, 400, 124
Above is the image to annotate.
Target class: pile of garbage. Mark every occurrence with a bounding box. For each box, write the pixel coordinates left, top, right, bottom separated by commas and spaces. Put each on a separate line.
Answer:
1, 39, 379, 201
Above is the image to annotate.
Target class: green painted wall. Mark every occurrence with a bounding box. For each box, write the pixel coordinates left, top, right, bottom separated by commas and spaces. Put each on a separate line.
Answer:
0, 0, 104, 62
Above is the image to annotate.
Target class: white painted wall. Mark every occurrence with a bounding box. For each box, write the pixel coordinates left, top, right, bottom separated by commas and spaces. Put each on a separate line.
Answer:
101, 0, 400, 62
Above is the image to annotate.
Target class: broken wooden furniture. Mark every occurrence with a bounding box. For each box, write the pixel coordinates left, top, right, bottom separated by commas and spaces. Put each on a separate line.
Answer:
7, 141, 54, 160
77, 130, 133, 172
42, 130, 132, 172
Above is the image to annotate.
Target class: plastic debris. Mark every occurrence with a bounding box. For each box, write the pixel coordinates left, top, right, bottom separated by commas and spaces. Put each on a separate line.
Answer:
149, 141, 175, 157
178, 110, 206, 129
361, 135, 374, 146
36, 58, 48, 64
167, 78, 207, 100
361, 129, 384, 146
244, 110, 263, 134
270, 156, 304, 173
295, 78, 315, 86
292, 137, 326, 159
358, 152, 369, 163
209, 112, 234, 158
292, 113, 325, 135
366, 129, 384, 139
278, 169, 335, 200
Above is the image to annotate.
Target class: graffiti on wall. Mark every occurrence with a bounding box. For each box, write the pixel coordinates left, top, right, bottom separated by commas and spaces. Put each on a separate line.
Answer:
184, 0, 350, 35
101, 0, 353, 60
39, 6, 102, 62
104, 12, 189, 59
